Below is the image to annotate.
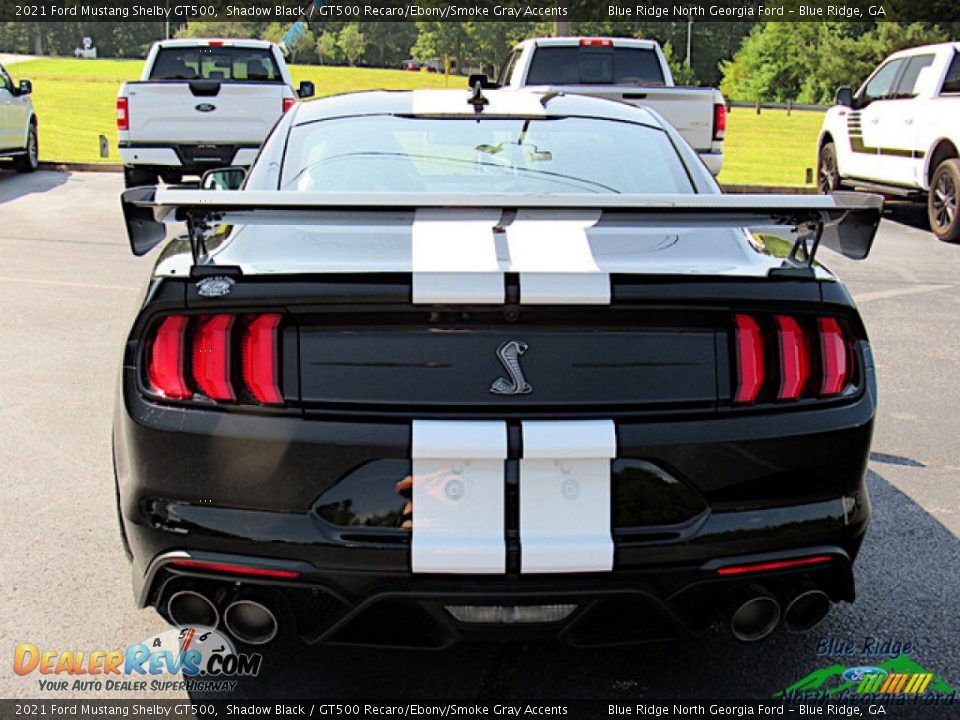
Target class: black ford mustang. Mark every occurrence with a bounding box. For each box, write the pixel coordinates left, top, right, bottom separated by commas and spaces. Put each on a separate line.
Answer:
115, 89, 881, 649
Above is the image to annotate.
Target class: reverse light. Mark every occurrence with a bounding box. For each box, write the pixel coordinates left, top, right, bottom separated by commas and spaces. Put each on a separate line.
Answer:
241, 313, 283, 405
282, 97, 296, 113
819, 317, 849, 396
713, 103, 727, 141
776, 315, 811, 400
146, 315, 190, 400
170, 559, 300, 579
116, 97, 129, 131
734, 314, 764, 403
716, 555, 833, 576
191, 314, 235, 401
579, 38, 614, 47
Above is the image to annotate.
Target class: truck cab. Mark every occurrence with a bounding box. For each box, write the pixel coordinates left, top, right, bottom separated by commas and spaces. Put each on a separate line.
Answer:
0, 62, 38, 173
818, 42, 960, 241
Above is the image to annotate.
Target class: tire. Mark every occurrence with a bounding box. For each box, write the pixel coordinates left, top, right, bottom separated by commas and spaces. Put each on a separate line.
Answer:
928, 158, 960, 243
817, 141, 840, 194
123, 167, 158, 188
13, 124, 38, 173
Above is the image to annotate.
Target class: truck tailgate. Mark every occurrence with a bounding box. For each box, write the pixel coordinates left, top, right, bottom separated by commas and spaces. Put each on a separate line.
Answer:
124, 81, 284, 144
537, 85, 718, 152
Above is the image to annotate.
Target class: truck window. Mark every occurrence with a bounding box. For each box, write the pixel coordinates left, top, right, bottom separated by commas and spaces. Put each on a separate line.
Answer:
942, 52, 960, 94
525, 46, 665, 86
893, 54, 935, 97
0, 65, 12, 93
149, 47, 282, 82
860, 59, 906, 103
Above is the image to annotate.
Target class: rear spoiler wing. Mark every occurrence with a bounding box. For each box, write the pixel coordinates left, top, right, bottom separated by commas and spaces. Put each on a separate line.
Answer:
121, 188, 883, 274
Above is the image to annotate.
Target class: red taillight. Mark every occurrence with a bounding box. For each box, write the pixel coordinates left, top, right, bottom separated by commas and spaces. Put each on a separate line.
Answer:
713, 103, 726, 141
579, 38, 613, 47
242, 313, 283, 405
191, 314, 235, 401
146, 315, 190, 400
282, 97, 296, 113
117, 97, 129, 131
776, 316, 811, 400
715, 555, 832, 576
170, 559, 299, 579
819, 317, 849, 396
734, 314, 764, 403
207, 40, 225, 47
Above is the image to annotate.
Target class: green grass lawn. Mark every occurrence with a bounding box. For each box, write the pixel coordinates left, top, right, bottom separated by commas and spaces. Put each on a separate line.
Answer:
9, 57, 464, 164
717, 106, 824, 188
9, 56, 824, 187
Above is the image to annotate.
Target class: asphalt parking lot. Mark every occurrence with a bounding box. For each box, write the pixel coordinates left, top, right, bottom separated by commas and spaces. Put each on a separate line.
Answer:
1, 171, 957, 704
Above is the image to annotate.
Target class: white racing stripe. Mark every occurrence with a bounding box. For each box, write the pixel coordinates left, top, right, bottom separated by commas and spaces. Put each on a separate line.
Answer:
504, 210, 610, 304
410, 420, 508, 574
411, 209, 504, 304
519, 420, 616, 574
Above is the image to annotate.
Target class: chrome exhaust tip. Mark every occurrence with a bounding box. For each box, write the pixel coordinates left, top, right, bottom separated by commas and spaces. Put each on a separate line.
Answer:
167, 590, 219, 628
728, 590, 781, 642
783, 589, 831, 633
224, 599, 278, 645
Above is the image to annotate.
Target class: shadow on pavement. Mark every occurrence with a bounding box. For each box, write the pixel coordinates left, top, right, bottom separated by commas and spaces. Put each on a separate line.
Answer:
188, 470, 960, 701
0, 169, 69, 204
883, 201, 933, 235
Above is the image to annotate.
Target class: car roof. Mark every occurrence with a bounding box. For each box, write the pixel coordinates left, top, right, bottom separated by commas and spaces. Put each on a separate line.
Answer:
887, 41, 960, 59
291, 89, 663, 128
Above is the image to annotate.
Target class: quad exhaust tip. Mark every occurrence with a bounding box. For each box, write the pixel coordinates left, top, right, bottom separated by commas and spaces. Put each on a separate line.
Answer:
167, 590, 219, 628
728, 591, 781, 642
783, 589, 832, 633
224, 599, 279, 645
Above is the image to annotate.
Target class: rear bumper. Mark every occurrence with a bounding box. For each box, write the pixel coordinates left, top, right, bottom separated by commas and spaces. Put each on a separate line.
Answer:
119, 144, 259, 171
115, 358, 875, 644
699, 151, 723, 176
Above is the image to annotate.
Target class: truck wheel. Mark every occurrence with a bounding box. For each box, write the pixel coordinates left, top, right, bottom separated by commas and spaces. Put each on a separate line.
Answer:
928, 159, 960, 242
13, 125, 38, 173
817, 142, 840, 194
124, 167, 157, 188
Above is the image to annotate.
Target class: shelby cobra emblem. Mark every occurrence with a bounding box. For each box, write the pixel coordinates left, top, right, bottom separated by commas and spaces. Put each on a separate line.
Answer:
490, 341, 533, 396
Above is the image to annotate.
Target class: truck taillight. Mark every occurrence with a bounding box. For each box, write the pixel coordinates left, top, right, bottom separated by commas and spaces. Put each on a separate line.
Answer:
117, 97, 129, 131
713, 103, 726, 141
579, 38, 613, 47
282, 97, 296, 113
734, 314, 854, 405
144, 313, 283, 406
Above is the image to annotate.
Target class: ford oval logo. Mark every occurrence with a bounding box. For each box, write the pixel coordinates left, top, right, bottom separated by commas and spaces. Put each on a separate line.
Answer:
842, 666, 887, 683
195, 103, 216, 113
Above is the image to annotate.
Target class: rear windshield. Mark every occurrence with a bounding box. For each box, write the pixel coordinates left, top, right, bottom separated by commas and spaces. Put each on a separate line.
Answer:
281, 115, 692, 194
149, 46, 282, 82
526, 46, 666, 86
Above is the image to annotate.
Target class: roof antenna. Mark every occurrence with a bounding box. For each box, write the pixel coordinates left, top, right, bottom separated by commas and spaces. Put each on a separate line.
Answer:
468, 81, 489, 114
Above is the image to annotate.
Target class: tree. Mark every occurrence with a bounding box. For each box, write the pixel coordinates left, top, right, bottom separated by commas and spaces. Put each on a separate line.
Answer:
175, 22, 262, 40
338, 24, 366, 67
316, 31, 341, 65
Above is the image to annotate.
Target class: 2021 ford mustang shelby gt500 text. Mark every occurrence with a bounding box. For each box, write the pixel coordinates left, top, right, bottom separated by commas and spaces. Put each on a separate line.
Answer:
115, 89, 881, 648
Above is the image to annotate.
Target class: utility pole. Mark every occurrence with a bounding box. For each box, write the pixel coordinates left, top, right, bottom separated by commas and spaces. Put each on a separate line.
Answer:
554, 0, 568, 36
685, 19, 693, 66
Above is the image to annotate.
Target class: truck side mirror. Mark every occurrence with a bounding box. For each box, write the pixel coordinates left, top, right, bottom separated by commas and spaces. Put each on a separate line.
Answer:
835, 86, 853, 108
200, 166, 246, 191
298, 81, 315, 99
18, 79, 32, 95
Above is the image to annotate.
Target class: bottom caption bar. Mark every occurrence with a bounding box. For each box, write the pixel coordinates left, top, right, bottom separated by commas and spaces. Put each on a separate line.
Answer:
4, 700, 958, 719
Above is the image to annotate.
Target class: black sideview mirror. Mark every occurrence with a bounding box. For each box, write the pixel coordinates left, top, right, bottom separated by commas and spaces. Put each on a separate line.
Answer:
200, 166, 246, 191
835, 86, 853, 108
18, 79, 32, 95
298, 81, 315, 99
468, 73, 498, 89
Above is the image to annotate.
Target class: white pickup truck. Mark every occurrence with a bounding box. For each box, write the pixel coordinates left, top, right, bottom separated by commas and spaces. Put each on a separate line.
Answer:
818, 42, 960, 241
0, 62, 38, 172
497, 37, 726, 176
118, 38, 314, 187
